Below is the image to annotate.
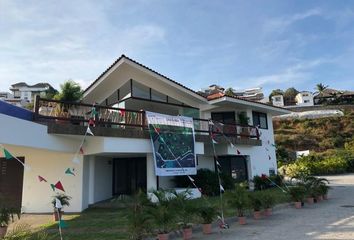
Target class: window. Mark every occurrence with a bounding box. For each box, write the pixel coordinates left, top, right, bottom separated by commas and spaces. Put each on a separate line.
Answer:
304, 100, 310, 103
252, 111, 268, 129
275, 97, 281, 101
302, 93, 309, 97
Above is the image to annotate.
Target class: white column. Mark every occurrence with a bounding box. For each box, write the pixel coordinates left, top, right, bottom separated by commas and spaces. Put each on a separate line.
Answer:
146, 153, 157, 191
88, 156, 95, 205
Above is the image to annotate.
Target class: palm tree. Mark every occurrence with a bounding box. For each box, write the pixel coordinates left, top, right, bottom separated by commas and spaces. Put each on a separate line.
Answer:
54, 80, 83, 102
315, 83, 328, 94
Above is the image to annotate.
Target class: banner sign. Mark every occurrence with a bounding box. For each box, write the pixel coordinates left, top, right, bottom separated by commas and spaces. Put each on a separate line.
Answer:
145, 111, 197, 176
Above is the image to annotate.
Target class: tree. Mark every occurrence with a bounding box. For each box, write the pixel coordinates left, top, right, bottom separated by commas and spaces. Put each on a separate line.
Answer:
54, 80, 83, 102
283, 87, 299, 105
225, 87, 234, 96
315, 83, 328, 94
268, 89, 284, 101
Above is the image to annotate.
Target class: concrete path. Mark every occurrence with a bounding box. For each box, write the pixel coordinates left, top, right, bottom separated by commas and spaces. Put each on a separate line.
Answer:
194, 174, 354, 240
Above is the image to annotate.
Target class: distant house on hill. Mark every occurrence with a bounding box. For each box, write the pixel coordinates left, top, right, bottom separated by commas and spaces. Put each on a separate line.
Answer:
271, 95, 284, 107
295, 91, 314, 107
314, 88, 354, 105
10, 82, 55, 103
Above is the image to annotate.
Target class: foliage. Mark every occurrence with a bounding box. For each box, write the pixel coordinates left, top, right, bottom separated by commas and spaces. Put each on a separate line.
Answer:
0, 208, 11, 227
3, 224, 49, 240
196, 201, 218, 224
238, 112, 250, 125
148, 190, 177, 234
248, 191, 263, 211
288, 185, 306, 202
54, 80, 83, 102
51, 193, 71, 211
173, 169, 234, 196
225, 185, 249, 217
171, 190, 198, 229
262, 191, 276, 208
224, 88, 234, 96
123, 190, 153, 240
284, 87, 299, 100
315, 83, 328, 93
253, 175, 283, 190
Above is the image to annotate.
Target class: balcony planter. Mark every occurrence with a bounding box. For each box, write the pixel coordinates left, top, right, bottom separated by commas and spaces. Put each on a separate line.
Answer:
0, 226, 7, 238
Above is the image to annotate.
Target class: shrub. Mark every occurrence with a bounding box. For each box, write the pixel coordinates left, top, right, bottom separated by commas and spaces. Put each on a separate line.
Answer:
249, 192, 263, 211
173, 169, 234, 196
288, 185, 306, 202
226, 185, 249, 217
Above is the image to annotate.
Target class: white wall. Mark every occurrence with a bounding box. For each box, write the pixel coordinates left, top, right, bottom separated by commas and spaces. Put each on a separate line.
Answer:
92, 156, 113, 203
3, 145, 85, 213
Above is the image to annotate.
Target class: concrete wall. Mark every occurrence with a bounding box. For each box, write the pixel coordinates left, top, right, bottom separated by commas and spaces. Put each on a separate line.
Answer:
3, 145, 84, 213
92, 156, 113, 203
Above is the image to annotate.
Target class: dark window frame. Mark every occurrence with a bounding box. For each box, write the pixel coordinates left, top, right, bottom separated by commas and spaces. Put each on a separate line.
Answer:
252, 111, 268, 129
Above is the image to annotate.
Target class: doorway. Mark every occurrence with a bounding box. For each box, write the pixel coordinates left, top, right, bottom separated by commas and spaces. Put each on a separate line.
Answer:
0, 157, 24, 209
112, 157, 147, 195
218, 155, 248, 182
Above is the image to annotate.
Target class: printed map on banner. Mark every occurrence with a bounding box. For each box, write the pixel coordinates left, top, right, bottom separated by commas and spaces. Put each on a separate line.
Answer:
145, 111, 197, 176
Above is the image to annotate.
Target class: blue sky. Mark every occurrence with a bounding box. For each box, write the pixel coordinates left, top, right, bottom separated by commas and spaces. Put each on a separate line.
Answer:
0, 0, 353, 96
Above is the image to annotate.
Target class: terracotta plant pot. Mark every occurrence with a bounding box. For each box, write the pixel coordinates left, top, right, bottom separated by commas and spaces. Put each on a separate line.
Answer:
294, 202, 302, 209
0, 226, 8, 238
253, 211, 261, 219
238, 216, 246, 225
264, 208, 272, 216
158, 233, 169, 240
307, 197, 314, 204
53, 211, 62, 221
202, 223, 212, 234
323, 194, 328, 200
317, 195, 323, 202
183, 227, 192, 240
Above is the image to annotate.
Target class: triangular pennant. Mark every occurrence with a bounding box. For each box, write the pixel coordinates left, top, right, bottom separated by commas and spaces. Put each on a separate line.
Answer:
79, 147, 84, 155
237, 149, 241, 155
50, 184, 56, 191
208, 120, 214, 125
38, 175, 47, 182
59, 219, 68, 228
216, 161, 221, 167
220, 184, 225, 192
268, 155, 271, 160
91, 108, 98, 116
187, 176, 195, 182
271, 144, 276, 147
54, 181, 65, 192
55, 198, 63, 209
86, 126, 94, 136
3, 148, 13, 160
88, 118, 95, 127
154, 127, 161, 134
65, 168, 75, 176
230, 143, 235, 148
119, 109, 125, 116
212, 139, 218, 144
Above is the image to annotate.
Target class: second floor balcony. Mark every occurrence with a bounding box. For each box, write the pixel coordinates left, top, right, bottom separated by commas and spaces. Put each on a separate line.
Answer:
34, 97, 262, 146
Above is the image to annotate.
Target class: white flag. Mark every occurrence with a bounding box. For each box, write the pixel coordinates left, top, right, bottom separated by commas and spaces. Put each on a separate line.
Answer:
230, 143, 235, 148
220, 184, 224, 192
86, 126, 94, 136
55, 198, 63, 209
188, 176, 195, 182
212, 139, 218, 144
216, 161, 221, 167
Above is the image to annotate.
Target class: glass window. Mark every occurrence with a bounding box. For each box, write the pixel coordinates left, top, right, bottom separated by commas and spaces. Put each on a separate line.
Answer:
132, 81, 150, 99
252, 111, 268, 129
151, 89, 166, 102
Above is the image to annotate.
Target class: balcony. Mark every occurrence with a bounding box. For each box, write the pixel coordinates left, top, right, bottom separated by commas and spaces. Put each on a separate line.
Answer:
34, 97, 261, 146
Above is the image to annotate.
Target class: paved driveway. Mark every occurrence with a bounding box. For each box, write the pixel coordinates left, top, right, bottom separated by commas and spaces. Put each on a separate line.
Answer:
194, 174, 354, 240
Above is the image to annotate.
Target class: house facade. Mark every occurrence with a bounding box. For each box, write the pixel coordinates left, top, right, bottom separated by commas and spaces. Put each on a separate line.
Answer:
0, 55, 289, 213
271, 95, 284, 107
10, 82, 54, 103
295, 91, 314, 106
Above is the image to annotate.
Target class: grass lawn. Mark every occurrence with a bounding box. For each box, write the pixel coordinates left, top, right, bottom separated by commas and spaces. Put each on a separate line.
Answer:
35, 188, 290, 240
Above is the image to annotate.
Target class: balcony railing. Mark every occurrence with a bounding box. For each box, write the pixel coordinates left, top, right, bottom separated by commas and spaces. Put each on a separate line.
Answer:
34, 97, 259, 140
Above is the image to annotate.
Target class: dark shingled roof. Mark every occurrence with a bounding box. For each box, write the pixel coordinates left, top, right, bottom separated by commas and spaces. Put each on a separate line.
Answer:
11, 82, 53, 88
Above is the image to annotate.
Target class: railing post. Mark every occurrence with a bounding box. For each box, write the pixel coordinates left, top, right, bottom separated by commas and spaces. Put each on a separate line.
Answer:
33, 95, 40, 121
256, 126, 260, 140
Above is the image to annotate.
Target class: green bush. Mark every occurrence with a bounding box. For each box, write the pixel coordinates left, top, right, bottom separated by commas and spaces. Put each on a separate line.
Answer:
173, 169, 234, 196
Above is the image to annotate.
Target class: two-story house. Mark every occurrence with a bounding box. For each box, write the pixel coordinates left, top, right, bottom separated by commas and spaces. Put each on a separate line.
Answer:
10, 82, 54, 103
0, 55, 290, 213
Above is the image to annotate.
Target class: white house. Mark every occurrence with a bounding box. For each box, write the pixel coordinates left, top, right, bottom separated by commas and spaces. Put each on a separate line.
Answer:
10, 82, 54, 103
0, 55, 290, 213
295, 91, 314, 106
271, 95, 284, 107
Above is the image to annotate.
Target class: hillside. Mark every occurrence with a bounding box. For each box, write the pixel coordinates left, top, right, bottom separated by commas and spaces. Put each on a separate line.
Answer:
273, 109, 354, 153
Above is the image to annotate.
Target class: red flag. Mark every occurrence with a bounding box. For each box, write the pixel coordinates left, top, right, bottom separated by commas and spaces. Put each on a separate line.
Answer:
155, 127, 160, 134
79, 147, 84, 155
55, 181, 65, 192
119, 109, 125, 116
38, 175, 47, 182
88, 118, 95, 127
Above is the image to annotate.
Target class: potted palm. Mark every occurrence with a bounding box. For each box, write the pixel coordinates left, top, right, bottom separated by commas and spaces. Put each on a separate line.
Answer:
262, 192, 275, 216
172, 190, 197, 240
51, 193, 71, 221
0, 208, 10, 238
226, 186, 249, 225
148, 190, 176, 240
249, 192, 263, 220
289, 185, 306, 209
197, 203, 217, 234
